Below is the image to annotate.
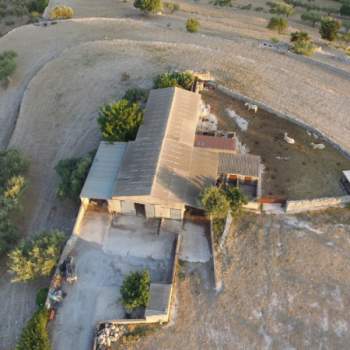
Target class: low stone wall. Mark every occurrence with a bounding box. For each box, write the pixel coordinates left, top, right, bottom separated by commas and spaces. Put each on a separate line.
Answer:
209, 217, 221, 291
286, 196, 350, 213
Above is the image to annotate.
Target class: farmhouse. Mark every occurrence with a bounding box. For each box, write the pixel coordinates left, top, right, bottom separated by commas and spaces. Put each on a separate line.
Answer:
81, 87, 262, 219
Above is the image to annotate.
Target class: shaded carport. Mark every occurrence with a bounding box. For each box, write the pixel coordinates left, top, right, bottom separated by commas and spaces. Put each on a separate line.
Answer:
80, 141, 127, 206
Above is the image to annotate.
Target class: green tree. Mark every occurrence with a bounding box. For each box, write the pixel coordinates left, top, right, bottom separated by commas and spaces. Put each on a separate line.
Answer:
16, 308, 50, 350
320, 17, 341, 41
0, 51, 17, 82
98, 99, 143, 142
8, 230, 66, 282
55, 152, 94, 201
267, 17, 288, 33
200, 186, 230, 219
186, 18, 200, 33
120, 270, 151, 312
300, 11, 322, 27
290, 31, 315, 55
134, 0, 163, 14
224, 186, 247, 217
153, 71, 195, 90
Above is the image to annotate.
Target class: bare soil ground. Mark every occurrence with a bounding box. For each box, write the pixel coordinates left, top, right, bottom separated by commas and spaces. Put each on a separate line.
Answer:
202, 88, 350, 200
128, 209, 350, 350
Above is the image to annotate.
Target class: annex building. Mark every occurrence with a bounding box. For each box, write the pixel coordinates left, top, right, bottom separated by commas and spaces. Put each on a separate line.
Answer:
81, 87, 262, 220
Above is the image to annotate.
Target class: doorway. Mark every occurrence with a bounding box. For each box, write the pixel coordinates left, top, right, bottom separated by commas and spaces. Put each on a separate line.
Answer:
134, 203, 146, 217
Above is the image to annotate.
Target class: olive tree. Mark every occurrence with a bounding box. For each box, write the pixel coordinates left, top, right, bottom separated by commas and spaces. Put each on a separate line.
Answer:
320, 17, 341, 41
8, 230, 66, 282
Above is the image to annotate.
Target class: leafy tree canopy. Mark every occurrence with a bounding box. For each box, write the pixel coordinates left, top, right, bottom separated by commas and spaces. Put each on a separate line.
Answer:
134, 0, 163, 14
98, 99, 143, 142
200, 186, 230, 219
8, 229, 66, 282
153, 71, 195, 91
16, 308, 50, 350
224, 186, 248, 217
120, 270, 151, 312
267, 16, 288, 34
320, 17, 341, 41
55, 152, 94, 201
0, 149, 28, 256
186, 18, 200, 33
0, 51, 17, 83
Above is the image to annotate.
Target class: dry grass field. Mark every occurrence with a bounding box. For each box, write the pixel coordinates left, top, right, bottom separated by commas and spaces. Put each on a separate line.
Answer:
0, 0, 350, 348
127, 210, 350, 350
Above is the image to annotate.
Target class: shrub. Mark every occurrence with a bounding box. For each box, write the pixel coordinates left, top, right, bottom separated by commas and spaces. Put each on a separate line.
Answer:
8, 230, 66, 282
200, 186, 230, 219
55, 152, 94, 201
0, 50, 17, 82
340, 3, 350, 16
123, 88, 149, 104
300, 11, 322, 27
98, 99, 143, 142
36, 287, 49, 308
49, 5, 74, 19
134, 0, 163, 14
164, 2, 180, 13
267, 1, 294, 16
186, 18, 200, 32
16, 308, 50, 350
267, 16, 288, 33
320, 17, 341, 41
120, 270, 150, 312
153, 71, 195, 90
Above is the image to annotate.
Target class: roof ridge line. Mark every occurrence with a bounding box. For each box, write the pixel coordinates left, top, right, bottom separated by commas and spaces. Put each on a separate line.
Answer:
149, 87, 178, 196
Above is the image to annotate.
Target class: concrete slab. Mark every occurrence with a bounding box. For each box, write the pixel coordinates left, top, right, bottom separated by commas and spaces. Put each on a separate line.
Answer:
180, 221, 211, 263
51, 212, 177, 350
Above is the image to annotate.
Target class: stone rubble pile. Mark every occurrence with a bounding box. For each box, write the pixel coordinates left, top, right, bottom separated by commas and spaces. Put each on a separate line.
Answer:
96, 323, 125, 350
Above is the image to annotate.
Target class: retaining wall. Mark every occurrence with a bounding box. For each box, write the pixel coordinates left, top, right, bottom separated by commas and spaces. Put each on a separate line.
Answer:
286, 196, 350, 213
